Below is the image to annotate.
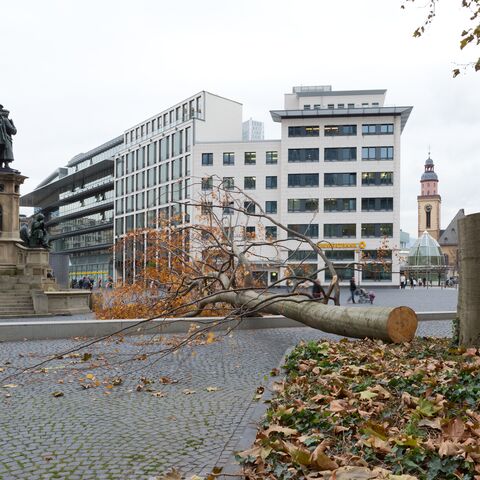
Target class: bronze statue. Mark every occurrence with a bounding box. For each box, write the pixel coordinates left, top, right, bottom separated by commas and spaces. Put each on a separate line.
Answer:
0, 105, 17, 170
20, 213, 50, 249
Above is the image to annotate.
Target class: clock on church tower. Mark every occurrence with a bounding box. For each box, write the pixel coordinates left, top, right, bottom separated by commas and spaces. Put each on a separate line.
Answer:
417, 156, 441, 240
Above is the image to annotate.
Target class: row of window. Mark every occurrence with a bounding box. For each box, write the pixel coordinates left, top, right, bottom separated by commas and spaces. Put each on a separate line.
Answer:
204, 174, 393, 191
288, 124, 393, 137
282, 223, 393, 239
289, 147, 394, 162
200, 147, 394, 166
202, 151, 278, 166
287, 249, 392, 262
116, 131, 192, 177
303, 102, 381, 110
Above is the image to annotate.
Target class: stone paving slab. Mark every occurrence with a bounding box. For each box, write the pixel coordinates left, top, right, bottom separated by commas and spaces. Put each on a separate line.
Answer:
0, 318, 452, 480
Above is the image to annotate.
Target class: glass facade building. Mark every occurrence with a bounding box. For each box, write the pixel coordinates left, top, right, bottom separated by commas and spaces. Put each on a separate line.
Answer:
20, 136, 123, 285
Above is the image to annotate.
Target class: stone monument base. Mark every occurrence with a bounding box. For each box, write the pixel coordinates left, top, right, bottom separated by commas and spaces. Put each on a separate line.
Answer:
0, 243, 91, 317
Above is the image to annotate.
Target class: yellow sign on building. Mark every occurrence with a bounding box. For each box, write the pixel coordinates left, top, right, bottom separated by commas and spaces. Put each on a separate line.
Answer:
317, 241, 366, 249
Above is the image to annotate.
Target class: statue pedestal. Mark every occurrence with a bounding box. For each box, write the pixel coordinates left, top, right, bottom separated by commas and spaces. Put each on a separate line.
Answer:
0, 169, 91, 317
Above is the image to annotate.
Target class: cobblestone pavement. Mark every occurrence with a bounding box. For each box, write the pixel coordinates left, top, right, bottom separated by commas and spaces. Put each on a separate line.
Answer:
0, 315, 453, 480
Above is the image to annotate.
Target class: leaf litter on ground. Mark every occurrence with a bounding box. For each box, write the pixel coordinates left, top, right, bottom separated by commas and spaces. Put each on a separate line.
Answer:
237, 338, 480, 480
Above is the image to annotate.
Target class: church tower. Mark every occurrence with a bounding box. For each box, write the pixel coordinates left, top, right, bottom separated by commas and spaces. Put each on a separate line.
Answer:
417, 155, 441, 240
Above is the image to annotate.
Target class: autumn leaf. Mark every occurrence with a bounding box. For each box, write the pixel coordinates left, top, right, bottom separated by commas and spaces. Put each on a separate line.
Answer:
205, 386, 219, 392
283, 442, 312, 466
310, 445, 338, 470
205, 332, 215, 344
157, 468, 182, 480
442, 418, 465, 440
263, 425, 298, 437
182, 389, 196, 395
2, 384, 18, 388
85, 373, 95, 380
52, 391, 64, 397
359, 389, 378, 400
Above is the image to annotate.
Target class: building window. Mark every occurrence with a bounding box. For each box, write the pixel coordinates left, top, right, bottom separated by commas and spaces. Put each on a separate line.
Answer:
126, 195, 134, 213
324, 147, 357, 162
265, 201, 277, 214
126, 152, 135, 174
223, 152, 235, 165
265, 176, 277, 189
324, 198, 356, 212
288, 250, 317, 262
115, 199, 124, 215
116, 157, 124, 177
147, 143, 156, 166
362, 147, 394, 160
244, 201, 256, 214
426, 210, 431, 228
159, 163, 169, 183
287, 198, 319, 213
245, 226, 256, 238
325, 263, 355, 281
202, 153, 213, 166
323, 224, 356, 238
324, 173, 356, 187
361, 172, 393, 186
287, 224, 319, 238
327, 104, 334, 109
136, 192, 145, 210
266, 151, 278, 164
362, 124, 394, 135
338, 104, 345, 109
288, 148, 319, 162
147, 189, 157, 208
172, 158, 182, 180
223, 177, 234, 190
361, 197, 393, 211
159, 185, 169, 204
361, 223, 393, 237
303, 104, 311, 110
325, 250, 355, 261
288, 173, 319, 188
244, 176, 256, 189
147, 167, 157, 188
202, 177, 213, 191
288, 126, 320, 137
324, 125, 357, 136
265, 226, 277, 240
201, 202, 212, 215
347, 103, 355, 108
362, 263, 392, 281
244, 152, 256, 165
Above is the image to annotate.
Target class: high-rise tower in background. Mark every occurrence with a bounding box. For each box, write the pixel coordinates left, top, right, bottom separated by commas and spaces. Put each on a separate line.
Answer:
417, 155, 441, 239
242, 118, 264, 141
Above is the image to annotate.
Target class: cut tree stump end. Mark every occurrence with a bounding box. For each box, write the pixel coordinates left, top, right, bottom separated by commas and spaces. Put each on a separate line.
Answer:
387, 306, 418, 343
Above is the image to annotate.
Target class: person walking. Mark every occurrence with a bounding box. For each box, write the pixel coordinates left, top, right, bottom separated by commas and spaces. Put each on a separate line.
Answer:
348, 277, 357, 304
400, 274, 406, 289
312, 278, 323, 301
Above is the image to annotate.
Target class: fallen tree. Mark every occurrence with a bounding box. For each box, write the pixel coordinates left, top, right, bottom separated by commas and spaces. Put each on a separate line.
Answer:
101, 180, 417, 343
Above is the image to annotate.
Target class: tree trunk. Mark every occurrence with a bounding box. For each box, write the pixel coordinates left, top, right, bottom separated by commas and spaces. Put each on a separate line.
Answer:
216, 290, 417, 343
458, 212, 480, 347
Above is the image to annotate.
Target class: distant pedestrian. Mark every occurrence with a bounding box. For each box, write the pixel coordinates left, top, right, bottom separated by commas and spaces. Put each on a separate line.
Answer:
368, 290, 376, 304
423, 277, 427, 288
409, 277, 414, 289
312, 278, 323, 301
98, 278, 102, 289
400, 274, 406, 289
348, 277, 356, 304
78, 277, 84, 289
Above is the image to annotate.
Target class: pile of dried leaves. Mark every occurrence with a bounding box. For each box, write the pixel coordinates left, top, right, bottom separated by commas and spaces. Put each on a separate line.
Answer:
238, 338, 480, 480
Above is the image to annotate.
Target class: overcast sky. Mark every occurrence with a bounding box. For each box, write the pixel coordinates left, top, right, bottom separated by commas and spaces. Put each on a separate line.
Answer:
1, 0, 478, 238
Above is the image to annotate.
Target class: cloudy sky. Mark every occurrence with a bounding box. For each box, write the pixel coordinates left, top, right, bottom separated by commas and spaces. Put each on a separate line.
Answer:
1, 0, 478, 237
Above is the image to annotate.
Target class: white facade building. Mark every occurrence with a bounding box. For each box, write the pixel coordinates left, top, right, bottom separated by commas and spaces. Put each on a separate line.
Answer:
242, 118, 264, 141
113, 87, 412, 286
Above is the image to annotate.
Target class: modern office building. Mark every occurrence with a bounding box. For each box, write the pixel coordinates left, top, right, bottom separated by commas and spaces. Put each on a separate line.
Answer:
113, 86, 412, 286
242, 118, 264, 141
20, 136, 123, 285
